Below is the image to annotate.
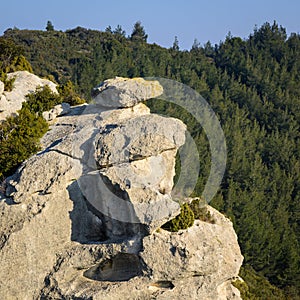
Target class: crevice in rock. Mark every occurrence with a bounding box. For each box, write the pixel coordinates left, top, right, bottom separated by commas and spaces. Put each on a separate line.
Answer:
97, 146, 177, 169
54, 122, 77, 127
48, 148, 80, 160
149, 281, 175, 290
40, 276, 65, 300
0, 233, 9, 250
83, 253, 142, 282
67, 181, 108, 243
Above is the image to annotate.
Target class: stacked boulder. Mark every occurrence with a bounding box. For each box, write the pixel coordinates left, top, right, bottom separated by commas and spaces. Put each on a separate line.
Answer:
0, 77, 243, 299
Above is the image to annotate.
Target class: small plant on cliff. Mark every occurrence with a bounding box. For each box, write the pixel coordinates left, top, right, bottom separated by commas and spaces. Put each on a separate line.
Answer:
0, 107, 48, 180
189, 198, 216, 224
0, 71, 15, 91
162, 203, 195, 232
24, 85, 62, 113
161, 198, 217, 232
24, 82, 85, 115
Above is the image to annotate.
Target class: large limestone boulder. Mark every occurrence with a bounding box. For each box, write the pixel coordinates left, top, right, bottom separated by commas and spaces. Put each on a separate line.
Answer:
140, 206, 243, 299
96, 114, 186, 167
92, 77, 163, 107
0, 71, 57, 121
90, 113, 186, 237
29, 207, 243, 300
0, 77, 243, 300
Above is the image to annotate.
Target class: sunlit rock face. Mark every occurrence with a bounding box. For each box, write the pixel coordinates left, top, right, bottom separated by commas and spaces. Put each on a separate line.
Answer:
92, 77, 163, 108
0, 70, 57, 121
0, 77, 243, 300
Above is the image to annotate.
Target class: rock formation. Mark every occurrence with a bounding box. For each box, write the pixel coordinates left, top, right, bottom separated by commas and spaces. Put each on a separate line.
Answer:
42, 102, 71, 121
92, 77, 163, 108
0, 76, 243, 299
0, 70, 57, 121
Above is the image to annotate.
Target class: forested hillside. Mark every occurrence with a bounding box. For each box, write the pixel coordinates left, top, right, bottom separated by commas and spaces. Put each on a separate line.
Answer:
1, 21, 300, 298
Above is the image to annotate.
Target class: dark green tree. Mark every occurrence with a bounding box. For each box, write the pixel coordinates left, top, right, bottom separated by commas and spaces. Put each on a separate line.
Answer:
46, 20, 54, 31
113, 25, 126, 37
105, 25, 112, 33
172, 36, 179, 51
0, 107, 48, 180
130, 21, 148, 42
191, 38, 200, 51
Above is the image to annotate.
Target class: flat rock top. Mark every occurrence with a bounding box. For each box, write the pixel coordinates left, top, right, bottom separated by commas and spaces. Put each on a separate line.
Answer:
92, 77, 163, 108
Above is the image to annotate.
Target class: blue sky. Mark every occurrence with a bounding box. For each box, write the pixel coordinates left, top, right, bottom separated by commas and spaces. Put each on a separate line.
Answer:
1, 0, 299, 49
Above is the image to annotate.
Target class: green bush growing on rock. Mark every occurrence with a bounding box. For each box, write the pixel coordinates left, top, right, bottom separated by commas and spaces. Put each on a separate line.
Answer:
0, 107, 48, 180
7, 54, 33, 73
24, 82, 85, 115
161, 198, 217, 232
162, 203, 195, 232
189, 198, 216, 224
24, 85, 62, 113
0, 71, 15, 92
0, 82, 86, 181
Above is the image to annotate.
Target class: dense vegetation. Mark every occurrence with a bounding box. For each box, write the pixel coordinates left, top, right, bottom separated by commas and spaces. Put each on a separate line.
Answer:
0, 39, 85, 180
0, 83, 85, 181
0, 38, 32, 90
1, 21, 300, 298
0, 105, 48, 180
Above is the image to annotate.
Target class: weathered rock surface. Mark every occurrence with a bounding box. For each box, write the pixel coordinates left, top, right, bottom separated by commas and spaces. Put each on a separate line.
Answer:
96, 114, 186, 167
35, 209, 242, 300
0, 70, 57, 121
140, 206, 243, 299
92, 77, 163, 107
0, 80, 4, 95
0, 77, 243, 300
42, 102, 71, 121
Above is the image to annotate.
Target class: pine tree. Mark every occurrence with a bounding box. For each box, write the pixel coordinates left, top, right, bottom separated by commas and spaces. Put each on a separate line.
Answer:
191, 38, 200, 51
46, 21, 54, 31
172, 36, 179, 51
130, 21, 148, 42
113, 25, 126, 37
105, 25, 112, 33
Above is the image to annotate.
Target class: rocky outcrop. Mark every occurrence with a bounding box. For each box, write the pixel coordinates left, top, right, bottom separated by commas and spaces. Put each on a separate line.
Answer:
92, 77, 163, 107
0, 70, 57, 121
42, 102, 71, 121
0, 77, 243, 299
